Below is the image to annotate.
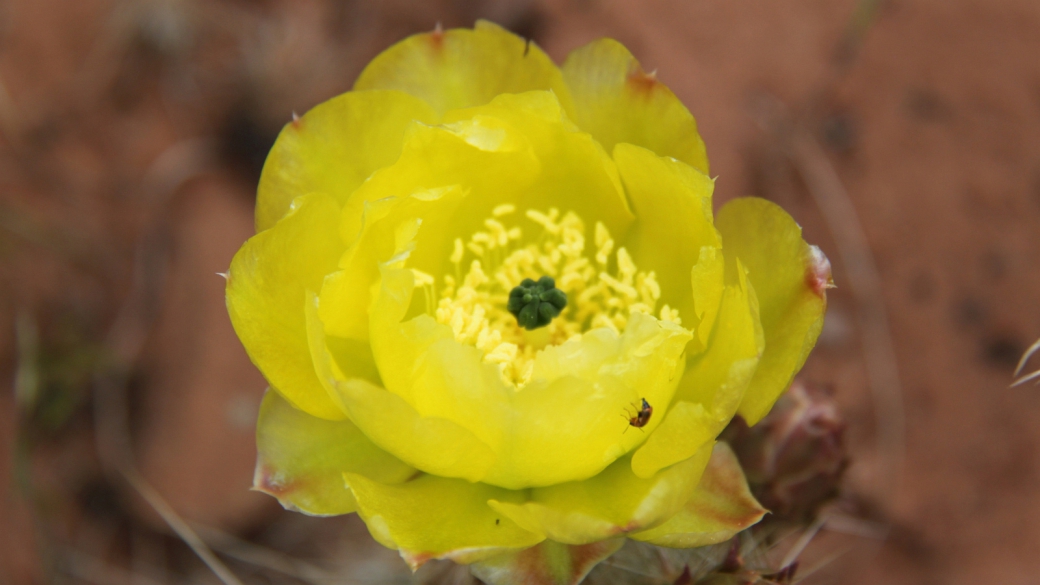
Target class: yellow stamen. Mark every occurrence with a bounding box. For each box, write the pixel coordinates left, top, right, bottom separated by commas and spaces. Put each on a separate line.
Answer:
492, 203, 516, 217
450, 238, 465, 264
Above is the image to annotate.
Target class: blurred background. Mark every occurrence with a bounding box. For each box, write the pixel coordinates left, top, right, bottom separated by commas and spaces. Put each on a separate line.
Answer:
1, 0, 1039, 583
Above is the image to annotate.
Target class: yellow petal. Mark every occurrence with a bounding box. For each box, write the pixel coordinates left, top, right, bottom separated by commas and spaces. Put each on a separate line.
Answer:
716, 198, 829, 425
441, 91, 634, 239
256, 90, 438, 232
502, 312, 691, 487
342, 91, 632, 258
253, 389, 414, 516
371, 259, 691, 488
470, 539, 624, 585
630, 443, 767, 548
630, 401, 716, 479
304, 290, 381, 408
226, 194, 346, 420
562, 39, 709, 174
354, 21, 574, 117
345, 472, 543, 569
333, 376, 497, 483
613, 143, 720, 337
324, 335, 381, 386
488, 445, 712, 545
321, 184, 469, 343
689, 245, 726, 351
307, 230, 497, 486
674, 258, 764, 426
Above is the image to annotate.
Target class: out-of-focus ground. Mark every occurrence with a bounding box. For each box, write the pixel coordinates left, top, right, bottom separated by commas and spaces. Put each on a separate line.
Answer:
1, 0, 1038, 583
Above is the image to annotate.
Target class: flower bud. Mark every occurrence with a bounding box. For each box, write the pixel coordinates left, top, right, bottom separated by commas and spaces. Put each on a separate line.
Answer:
721, 380, 847, 525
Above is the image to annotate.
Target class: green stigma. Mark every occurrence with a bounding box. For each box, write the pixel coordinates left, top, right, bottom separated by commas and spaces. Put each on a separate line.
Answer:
507, 276, 568, 330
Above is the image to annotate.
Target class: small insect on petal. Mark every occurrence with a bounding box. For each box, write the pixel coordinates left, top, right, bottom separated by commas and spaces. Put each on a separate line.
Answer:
623, 398, 653, 432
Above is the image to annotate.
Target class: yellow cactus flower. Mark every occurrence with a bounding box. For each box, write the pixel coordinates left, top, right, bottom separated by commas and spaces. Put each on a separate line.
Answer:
227, 21, 831, 585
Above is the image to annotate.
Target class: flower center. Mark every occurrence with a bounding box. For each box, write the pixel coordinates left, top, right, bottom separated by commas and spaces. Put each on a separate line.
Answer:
413, 205, 681, 388
507, 276, 568, 330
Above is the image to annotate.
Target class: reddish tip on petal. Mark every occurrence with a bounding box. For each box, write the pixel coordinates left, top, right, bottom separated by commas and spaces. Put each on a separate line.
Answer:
400, 550, 434, 571
429, 24, 445, 51
608, 520, 642, 536
253, 462, 299, 498
626, 67, 660, 97
805, 245, 834, 298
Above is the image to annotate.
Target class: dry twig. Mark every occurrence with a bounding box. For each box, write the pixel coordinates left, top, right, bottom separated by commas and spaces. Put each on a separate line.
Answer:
192, 524, 342, 584
1010, 338, 1040, 387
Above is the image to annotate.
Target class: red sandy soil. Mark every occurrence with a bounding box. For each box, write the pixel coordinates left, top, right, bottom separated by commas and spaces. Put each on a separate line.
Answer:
1, 1, 1039, 583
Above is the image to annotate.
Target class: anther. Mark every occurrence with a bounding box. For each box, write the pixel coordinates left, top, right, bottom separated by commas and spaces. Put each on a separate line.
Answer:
507, 276, 567, 330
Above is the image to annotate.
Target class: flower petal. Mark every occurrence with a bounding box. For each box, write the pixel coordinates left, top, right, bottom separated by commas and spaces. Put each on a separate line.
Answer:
371, 260, 691, 488
630, 443, 767, 547
562, 38, 709, 174
321, 184, 469, 344
630, 400, 716, 479
256, 90, 438, 232
333, 376, 497, 483
470, 539, 624, 585
689, 245, 726, 351
253, 389, 414, 516
488, 445, 713, 545
340, 91, 632, 253
314, 220, 495, 487
716, 198, 829, 425
674, 258, 763, 426
438, 91, 634, 239
354, 21, 574, 117
613, 143, 720, 338
226, 194, 346, 420
502, 312, 691, 487
344, 472, 543, 569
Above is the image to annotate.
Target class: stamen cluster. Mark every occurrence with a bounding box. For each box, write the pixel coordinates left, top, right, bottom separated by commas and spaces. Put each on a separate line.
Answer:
419, 206, 681, 387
